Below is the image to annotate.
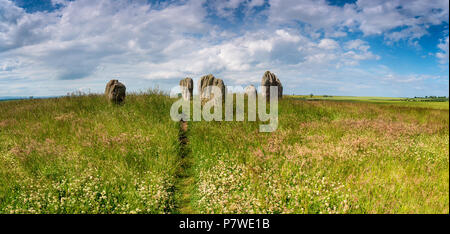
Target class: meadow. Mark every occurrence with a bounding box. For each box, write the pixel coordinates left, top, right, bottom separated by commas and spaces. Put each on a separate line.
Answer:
291, 95, 450, 110
0, 91, 180, 213
189, 98, 449, 213
0, 92, 448, 213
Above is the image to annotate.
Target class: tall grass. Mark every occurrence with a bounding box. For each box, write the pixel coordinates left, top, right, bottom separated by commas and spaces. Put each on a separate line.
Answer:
188, 98, 449, 213
0, 91, 179, 213
0, 93, 448, 213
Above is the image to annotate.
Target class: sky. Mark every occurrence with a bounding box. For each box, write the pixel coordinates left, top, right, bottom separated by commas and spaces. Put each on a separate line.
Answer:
0, 0, 448, 97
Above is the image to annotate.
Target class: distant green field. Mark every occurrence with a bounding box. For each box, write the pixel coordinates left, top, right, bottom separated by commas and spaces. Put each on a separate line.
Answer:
290, 95, 449, 110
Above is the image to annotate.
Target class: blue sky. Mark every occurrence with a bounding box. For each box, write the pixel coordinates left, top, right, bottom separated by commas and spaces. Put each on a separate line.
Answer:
0, 0, 448, 97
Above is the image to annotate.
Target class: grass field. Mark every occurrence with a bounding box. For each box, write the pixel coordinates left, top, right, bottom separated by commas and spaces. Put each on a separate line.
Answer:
0, 91, 180, 213
189, 98, 449, 213
291, 95, 449, 110
0, 92, 448, 213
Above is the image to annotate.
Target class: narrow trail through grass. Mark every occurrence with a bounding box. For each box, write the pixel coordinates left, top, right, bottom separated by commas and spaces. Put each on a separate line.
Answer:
174, 119, 195, 213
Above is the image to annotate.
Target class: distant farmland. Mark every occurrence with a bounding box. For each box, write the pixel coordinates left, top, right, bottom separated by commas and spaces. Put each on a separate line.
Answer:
291, 95, 449, 110
0, 92, 448, 213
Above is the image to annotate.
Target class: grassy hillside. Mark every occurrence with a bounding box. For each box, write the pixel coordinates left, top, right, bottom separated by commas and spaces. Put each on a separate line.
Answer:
0, 91, 180, 214
0, 93, 448, 213
188, 98, 449, 213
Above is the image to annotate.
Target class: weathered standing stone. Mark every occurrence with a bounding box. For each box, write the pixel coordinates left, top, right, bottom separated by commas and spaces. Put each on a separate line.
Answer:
261, 71, 282, 100
105, 79, 126, 104
199, 74, 226, 101
244, 85, 257, 97
179, 77, 193, 100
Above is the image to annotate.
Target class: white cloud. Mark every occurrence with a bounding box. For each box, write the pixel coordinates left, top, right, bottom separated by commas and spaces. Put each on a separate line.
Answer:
268, 0, 449, 42
248, 0, 265, 8
1, 0, 209, 81
0, 0, 447, 97
208, 0, 246, 18
318, 39, 339, 50
436, 36, 449, 65
344, 39, 369, 52
268, 0, 357, 36
208, 0, 266, 18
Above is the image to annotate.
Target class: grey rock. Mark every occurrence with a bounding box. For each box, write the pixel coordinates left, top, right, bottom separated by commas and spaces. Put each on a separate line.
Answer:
261, 71, 282, 100
179, 77, 193, 100
105, 79, 126, 104
244, 85, 257, 97
199, 74, 226, 101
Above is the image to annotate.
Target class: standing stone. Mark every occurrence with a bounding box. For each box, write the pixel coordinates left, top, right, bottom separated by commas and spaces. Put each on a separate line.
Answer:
261, 71, 282, 100
199, 74, 226, 101
179, 77, 193, 100
105, 79, 126, 104
244, 85, 257, 97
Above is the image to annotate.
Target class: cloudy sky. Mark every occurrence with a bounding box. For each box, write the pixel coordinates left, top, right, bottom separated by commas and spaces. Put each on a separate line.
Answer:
0, 0, 448, 97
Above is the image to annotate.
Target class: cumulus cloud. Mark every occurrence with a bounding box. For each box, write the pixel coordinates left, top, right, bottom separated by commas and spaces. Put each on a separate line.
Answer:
0, 0, 448, 97
318, 39, 339, 50
436, 36, 449, 65
268, 0, 449, 42
248, 0, 265, 8
0, 1, 378, 81
206, 0, 266, 18
344, 39, 370, 52
268, 0, 357, 36
1, 0, 208, 81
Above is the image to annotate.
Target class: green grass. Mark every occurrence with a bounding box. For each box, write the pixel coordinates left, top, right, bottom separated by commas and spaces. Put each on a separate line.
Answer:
290, 95, 449, 110
188, 97, 449, 213
0, 91, 180, 214
0, 93, 448, 214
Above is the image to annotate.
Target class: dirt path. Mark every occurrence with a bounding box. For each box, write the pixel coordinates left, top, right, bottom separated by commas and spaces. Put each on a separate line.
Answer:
174, 119, 195, 213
